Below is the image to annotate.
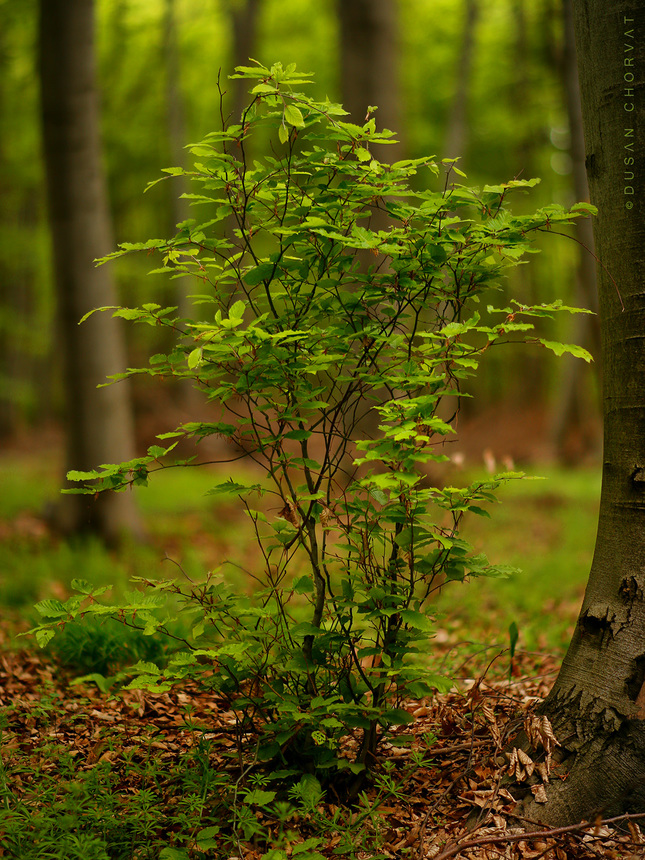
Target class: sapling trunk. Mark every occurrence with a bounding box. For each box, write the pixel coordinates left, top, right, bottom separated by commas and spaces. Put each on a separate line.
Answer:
303, 517, 326, 668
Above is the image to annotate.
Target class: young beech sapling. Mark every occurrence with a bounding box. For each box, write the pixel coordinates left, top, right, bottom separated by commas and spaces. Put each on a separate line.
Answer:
30, 62, 593, 786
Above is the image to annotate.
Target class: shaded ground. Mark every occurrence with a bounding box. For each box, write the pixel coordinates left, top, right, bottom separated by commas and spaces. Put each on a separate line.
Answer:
2, 640, 643, 859
0, 420, 612, 858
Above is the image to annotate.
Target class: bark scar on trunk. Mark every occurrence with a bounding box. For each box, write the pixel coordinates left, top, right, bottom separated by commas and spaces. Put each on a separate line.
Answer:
619, 575, 643, 602
579, 603, 625, 640
630, 466, 645, 485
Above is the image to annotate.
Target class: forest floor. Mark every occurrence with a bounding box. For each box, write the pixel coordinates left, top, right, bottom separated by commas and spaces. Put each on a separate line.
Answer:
3, 633, 643, 859
2, 423, 632, 860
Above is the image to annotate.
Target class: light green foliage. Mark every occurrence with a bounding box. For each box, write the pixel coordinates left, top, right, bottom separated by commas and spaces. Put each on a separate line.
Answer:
1, 709, 239, 859
449, 464, 601, 651
0, 0, 52, 425
29, 62, 593, 782
0, 705, 401, 860
44, 613, 177, 676
0, 0, 588, 429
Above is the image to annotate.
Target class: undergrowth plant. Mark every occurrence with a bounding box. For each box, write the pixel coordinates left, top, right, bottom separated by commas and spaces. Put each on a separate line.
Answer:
29, 61, 593, 789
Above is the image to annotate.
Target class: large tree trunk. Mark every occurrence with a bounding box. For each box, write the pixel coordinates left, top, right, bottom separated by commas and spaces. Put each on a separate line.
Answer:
338, 0, 402, 161
0, 6, 41, 437
0, 13, 15, 437
163, 0, 191, 241
336, 0, 402, 465
442, 0, 478, 163
550, 0, 602, 464
512, 1, 645, 826
228, 0, 261, 122
39, 0, 142, 543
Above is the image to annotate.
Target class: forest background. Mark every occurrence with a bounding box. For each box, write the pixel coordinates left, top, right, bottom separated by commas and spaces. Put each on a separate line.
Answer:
0, 0, 599, 461
0, 0, 605, 654
0, 2, 618, 857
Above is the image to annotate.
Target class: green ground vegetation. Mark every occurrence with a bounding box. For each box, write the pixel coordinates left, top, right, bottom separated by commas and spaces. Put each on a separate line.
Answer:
0, 450, 600, 860
0, 447, 598, 657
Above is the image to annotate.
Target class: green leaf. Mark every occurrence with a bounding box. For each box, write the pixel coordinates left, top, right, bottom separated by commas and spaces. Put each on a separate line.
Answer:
571, 201, 597, 215
70, 578, 96, 594
293, 575, 313, 594
509, 621, 519, 659
205, 479, 262, 496
66, 469, 101, 482
187, 348, 203, 369
284, 104, 305, 128
112, 307, 146, 321
291, 621, 323, 639
159, 848, 191, 860
35, 628, 56, 648
539, 340, 593, 362
251, 83, 278, 95
344, 712, 372, 729
283, 429, 312, 441
125, 675, 172, 692
132, 661, 161, 676
244, 789, 277, 806
399, 609, 434, 631
35, 599, 68, 618
196, 826, 220, 841
230, 299, 245, 319
382, 708, 415, 725
298, 773, 323, 802
148, 444, 174, 458
70, 673, 117, 694
440, 321, 470, 338
369, 488, 388, 505
244, 262, 274, 285
292, 839, 326, 858
336, 759, 366, 774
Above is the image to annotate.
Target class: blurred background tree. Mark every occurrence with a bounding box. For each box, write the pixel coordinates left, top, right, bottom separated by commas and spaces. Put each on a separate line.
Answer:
0, 0, 601, 538
39, 0, 142, 543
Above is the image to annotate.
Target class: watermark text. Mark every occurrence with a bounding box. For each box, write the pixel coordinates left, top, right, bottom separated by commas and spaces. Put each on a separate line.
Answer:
623, 15, 637, 208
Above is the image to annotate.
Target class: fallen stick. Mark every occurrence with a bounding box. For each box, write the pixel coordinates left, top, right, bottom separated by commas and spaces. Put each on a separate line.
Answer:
432, 811, 645, 860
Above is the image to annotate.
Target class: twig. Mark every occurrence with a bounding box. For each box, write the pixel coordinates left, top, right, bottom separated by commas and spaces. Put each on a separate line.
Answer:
431, 739, 488, 756
536, 226, 624, 311
432, 811, 645, 860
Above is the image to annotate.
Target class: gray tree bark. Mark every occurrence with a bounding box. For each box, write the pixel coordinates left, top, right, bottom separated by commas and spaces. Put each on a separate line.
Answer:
162, 0, 203, 413
338, 0, 402, 162
163, 0, 191, 239
512, 0, 645, 826
336, 0, 402, 465
228, 0, 262, 122
442, 0, 478, 163
0, 12, 15, 437
39, 0, 142, 543
550, 0, 602, 464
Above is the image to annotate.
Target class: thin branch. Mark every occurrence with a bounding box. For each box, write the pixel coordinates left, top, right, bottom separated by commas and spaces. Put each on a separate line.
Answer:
432, 812, 645, 860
